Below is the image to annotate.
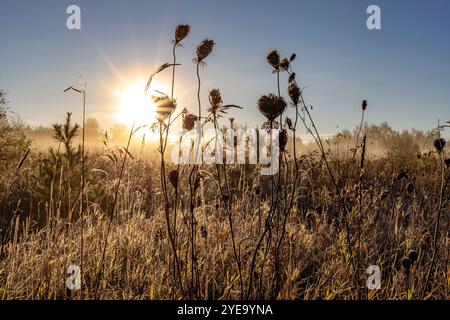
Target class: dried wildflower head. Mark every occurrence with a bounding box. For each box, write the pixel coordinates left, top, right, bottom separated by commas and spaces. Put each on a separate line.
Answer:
209, 89, 223, 108
258, 94, 287, 122
279, 129, 288, 151
196, 39, 215, 63
183, 113, 197, 131
266, 50, 280, 70
279, 58, 290, 71
169, 170, 179, 189
433, 138, 446, 152
288, 82, 300, 105
153, 96, 176, 122
290, 53, 296, 62
175, 24, 191, 44
362, 100, 368, 111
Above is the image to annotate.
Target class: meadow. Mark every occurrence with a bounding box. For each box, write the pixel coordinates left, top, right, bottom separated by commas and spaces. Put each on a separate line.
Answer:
0, 24, 449, 300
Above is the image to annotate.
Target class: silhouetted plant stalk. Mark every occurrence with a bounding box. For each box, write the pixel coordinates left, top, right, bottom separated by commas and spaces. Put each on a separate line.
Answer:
208, 88, 244, 299
184, 38, 215, 298
148, 25, 191, 298
63, 81, 87, 298
248, 50, 294, 298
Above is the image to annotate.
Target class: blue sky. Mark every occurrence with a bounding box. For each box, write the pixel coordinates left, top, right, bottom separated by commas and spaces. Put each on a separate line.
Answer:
1, 0, 449, 136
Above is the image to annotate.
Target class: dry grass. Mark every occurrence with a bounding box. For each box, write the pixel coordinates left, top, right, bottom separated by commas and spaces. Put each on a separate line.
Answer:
0, 152, 449, 300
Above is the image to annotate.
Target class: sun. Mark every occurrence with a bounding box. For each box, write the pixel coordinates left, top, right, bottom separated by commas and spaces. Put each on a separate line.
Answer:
114, 79, 170, 139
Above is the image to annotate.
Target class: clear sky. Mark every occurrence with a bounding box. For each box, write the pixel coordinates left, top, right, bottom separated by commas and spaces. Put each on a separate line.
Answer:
1, 0, 450, 136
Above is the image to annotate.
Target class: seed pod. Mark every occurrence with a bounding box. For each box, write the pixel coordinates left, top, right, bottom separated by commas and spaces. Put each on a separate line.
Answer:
266, 50, 280, 70
290, 53, 296, 62
362, 100, 368, 111
183, 113, 197, 131
154, 96, 176, 122
175, 24, 191, 44
288, 72, 296, 83
196, 39, 215, 63
279, 58, 290, 71
257, 94, 287, 122
209, 89, 223, 108
288, 82, 300, 105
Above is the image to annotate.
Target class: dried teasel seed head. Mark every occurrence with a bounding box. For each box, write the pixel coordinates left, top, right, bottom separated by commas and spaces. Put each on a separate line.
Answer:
196, 39, 215, 63
175, 24, 191, 44
183, 113, 197, 131
154, 96, 176, 122
209, 88, 223, 108
266, 50, 280, 70
288, 82, 300, 105
362, 100, 368, 111
279, 58, 290, 71
433, 138, 446, 153
257, 94, 287, 122
169, 170, 179, 189
288, 72, 296, 83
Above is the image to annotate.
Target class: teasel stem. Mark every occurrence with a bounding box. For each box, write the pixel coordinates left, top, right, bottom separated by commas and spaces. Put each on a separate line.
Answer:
277, 70, 282, 127
213, 117, 244, 299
